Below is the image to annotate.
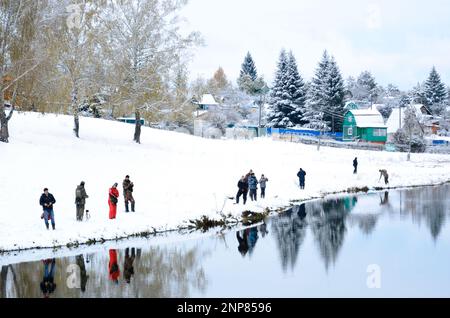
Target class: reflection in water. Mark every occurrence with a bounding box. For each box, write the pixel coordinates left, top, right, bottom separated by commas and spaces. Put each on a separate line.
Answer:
75, 255, 89, 292
236, 230, 249, 256
380, 191, 389, 206
236, 228, 259, 257
404, 186, 447, 240
109, 249, 120, 284
309, 198, 348, 271
124, 248, 136, 284
1, 185, 450, 298
40, 259, 57, 298
0, 246, 207, 298
258, 221, 269, 238
271, 205, 307, 272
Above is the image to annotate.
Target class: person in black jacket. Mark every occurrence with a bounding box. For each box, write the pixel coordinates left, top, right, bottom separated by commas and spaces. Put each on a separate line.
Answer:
39, 188, 56, 230
297, 168, 306, 189
353, 157, 358, 174
236, 176, 248, 205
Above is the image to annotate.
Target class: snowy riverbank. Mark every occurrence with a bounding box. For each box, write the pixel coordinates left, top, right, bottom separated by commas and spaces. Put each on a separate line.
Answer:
1, 112, 449, 252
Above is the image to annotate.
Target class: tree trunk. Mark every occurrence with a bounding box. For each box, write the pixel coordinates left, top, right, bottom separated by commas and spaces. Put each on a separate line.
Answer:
0, 91, 12, 143
134, 109, 141, 144
72, 84, 80, 138
0, 108, 9, 143
332, 114, 335, 133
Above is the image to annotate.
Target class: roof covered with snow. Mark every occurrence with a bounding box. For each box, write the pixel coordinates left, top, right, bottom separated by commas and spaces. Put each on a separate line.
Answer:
386, 105, 433, 134
199, 94, 218, 105
348, 109, 386, 128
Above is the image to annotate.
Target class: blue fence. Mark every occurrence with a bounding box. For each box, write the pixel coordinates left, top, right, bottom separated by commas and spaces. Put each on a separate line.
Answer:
267, 128, 343, 141
432, 139, 450, 146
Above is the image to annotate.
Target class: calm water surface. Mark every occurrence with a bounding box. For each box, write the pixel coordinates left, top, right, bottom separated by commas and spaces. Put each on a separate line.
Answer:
1, 185, 449, 298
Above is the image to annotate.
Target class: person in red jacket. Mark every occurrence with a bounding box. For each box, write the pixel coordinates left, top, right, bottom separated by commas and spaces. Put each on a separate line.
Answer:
108, 249, 120, 284
109, 183, 119, 219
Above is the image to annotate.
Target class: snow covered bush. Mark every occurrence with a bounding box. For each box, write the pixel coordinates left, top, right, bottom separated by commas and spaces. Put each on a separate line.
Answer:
393, 129, 426, 153
204, 127, 223, 139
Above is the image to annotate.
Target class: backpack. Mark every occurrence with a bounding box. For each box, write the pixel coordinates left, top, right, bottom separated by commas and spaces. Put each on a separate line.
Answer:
110, 194, 118, 204
75, 187, 82, 205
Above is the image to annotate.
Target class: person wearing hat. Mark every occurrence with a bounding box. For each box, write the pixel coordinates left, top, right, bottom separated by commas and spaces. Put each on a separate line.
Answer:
122, 175, 135, 212
75, 181, 89, 221
39, 188, 56, 230
108, 183, 120, 219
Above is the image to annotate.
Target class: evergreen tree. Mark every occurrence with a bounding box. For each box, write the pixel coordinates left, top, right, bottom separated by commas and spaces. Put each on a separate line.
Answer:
239, 52, 258, 82
424, 66, 448, 115
303, 51, 345, 132
237, 52, 266, 95
267, 49, 293, 127
303, 51, 330, 130
356, 71, 379, 103
410, 82, 428, 105
285, 51, 307, 126
326, 56, 345, 132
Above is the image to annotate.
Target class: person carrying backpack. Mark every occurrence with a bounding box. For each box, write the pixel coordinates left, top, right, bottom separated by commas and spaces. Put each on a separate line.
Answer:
75, 181, 89, 221
122, 175, 135, 212
108, 183, 119, 220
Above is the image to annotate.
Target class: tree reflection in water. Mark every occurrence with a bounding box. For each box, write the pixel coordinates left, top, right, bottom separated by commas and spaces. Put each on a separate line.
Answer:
309, 198, 348, 271
0, 246, 207, 298
403, 186, 447, 241
271, 205, 307, 272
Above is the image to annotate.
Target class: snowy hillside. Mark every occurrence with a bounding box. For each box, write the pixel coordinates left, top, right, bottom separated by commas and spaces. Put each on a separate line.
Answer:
0, 112, 449, 252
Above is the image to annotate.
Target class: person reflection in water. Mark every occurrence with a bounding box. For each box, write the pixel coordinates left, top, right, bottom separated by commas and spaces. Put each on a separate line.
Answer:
76, 255, 89, 292
247, 227, 259, 256
258, 221, 269, 238
40, 258, 56, 298
124, 248, 136, 284
236, 230, 249, 256
297, 203, 307, 220
380, 191, 389, 205
109, 249, 120, 284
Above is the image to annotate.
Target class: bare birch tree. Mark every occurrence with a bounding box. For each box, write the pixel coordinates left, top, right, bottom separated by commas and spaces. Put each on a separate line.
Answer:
101, 0, 201, 143
44, 0, 104, 138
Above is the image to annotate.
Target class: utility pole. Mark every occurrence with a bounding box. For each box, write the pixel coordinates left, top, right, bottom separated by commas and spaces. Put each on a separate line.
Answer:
407, 126, 411, 161
258, 95, 262, 129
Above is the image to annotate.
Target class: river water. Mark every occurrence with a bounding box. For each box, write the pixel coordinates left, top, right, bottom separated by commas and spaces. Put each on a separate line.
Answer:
1, 185, 449, 298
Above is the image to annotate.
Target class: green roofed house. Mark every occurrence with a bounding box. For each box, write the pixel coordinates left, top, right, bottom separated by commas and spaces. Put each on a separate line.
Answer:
343, 109, 387, 144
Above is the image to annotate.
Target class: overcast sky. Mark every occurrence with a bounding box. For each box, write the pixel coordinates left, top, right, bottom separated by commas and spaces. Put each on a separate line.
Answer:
180, 0, 450, 90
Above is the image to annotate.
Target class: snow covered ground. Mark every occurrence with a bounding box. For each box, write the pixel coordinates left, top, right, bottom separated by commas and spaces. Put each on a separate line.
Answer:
0, 112, 449, 252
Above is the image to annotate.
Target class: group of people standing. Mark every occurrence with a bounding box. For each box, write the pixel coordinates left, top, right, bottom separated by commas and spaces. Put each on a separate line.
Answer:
236, 170, 269, 205
235, 158, 389, 204
39, 175, 137, 230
